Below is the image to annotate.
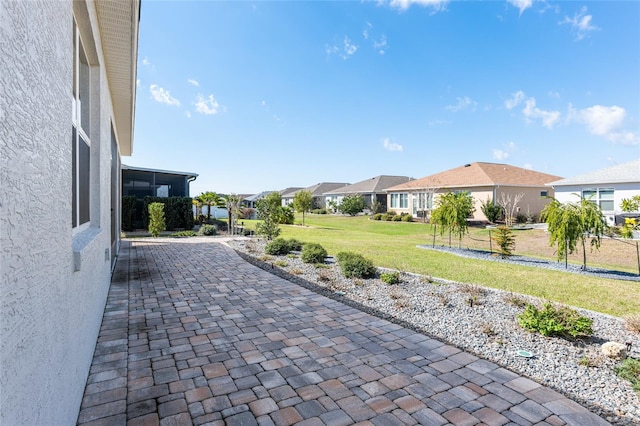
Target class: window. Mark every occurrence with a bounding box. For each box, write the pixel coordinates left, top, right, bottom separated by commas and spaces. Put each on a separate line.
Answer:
582, 188, 615, 212
390, 193, 408, 209
72, 20, 91, 229
540, 190, 548, 197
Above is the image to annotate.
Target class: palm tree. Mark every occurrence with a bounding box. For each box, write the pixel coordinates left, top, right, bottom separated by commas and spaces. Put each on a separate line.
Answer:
197, 191, 222, 222
224, 194, 243, 235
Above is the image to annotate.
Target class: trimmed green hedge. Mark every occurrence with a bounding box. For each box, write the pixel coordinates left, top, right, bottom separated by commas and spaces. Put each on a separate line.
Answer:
132, 196, 194, 231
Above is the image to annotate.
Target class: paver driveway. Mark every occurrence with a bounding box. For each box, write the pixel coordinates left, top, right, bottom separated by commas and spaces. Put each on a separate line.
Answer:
77, 239, 609, 426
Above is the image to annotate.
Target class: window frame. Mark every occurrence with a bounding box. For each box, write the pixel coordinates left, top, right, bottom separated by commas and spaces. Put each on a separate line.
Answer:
72, 19, 91, 232
582, 187, 615, 212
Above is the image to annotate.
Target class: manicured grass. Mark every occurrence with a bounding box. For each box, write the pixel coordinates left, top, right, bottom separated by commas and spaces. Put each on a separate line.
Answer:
251, 215, 639, 317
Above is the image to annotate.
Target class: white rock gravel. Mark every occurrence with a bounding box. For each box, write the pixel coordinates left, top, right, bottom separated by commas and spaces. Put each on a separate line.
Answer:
227, 238, 640, 426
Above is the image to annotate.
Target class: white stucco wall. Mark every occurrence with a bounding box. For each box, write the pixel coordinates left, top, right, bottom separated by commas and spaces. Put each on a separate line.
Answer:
554, 183, 640, 213
1, 1, 118, 424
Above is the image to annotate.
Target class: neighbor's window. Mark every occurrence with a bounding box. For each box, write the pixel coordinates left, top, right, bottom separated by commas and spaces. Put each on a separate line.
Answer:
582, 188, 615, 212
390, 193, 408, 209
72, 20, 91, 229
540, 190, 548, 197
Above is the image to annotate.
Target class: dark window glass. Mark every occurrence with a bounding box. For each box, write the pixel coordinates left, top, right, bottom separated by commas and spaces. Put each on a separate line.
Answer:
72, 126, 77, 227
79, 134, 90, 225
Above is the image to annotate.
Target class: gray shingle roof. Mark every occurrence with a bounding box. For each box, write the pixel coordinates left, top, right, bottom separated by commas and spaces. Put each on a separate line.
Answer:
547, 159, 640, 186
323, 175, 414, 195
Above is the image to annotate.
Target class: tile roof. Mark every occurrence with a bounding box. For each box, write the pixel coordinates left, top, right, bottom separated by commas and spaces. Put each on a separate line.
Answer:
387, 162, 563, 191
324, 175, 414, 195
547, 159, 640, 186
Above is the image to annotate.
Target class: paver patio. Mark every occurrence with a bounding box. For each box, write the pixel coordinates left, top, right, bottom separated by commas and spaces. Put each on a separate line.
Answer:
77, 239, 610, 426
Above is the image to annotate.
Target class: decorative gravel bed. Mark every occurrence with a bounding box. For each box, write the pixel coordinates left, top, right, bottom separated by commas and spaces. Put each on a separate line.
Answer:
227, 238, 640, 425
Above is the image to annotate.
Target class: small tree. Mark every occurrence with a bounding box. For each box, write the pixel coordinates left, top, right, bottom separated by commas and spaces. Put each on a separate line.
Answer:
293, 190, 313, 226
497, 192, 524, 226
224, 194, 243, 235
431, 192, 475, 247
492, 225, 515, 258
339, 194, 366, 216
148, 202, 166, 237
255, 195, 281, 240
541, 197, 607, 270
481, 197, 503, 224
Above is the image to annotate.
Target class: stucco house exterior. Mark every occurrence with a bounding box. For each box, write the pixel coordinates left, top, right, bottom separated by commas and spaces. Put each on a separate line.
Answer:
323, 175, 414, 212
1, 1, 139, 424
385, 162, 562, 221
546, 159, 640, 225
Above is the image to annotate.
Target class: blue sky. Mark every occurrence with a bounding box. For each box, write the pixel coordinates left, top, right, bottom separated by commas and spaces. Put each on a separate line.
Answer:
129, 0, 640, 196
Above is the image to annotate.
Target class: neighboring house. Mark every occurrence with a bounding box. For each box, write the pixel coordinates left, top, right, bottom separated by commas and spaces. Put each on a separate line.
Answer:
289, 182, 351, 210
244, 190, 276, 209
280, 187, 304, 206
546, 159, 640, 225
323, 175, 414, 212
1, 1, 139, 425
386, 162, 562, 221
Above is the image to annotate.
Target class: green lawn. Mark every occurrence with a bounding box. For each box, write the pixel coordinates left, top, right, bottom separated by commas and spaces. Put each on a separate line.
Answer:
241, 215, 639, 317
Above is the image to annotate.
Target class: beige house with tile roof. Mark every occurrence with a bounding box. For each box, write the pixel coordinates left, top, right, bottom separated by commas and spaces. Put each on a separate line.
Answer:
385, 162, 562, 221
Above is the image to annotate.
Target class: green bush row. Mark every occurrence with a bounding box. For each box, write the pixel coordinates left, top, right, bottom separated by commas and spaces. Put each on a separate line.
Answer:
122, 196, 194, 232
371, 211, 413, 222
335, 251, 377, 278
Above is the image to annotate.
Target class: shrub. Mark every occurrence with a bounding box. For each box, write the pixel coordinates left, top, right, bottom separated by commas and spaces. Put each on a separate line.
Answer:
336, 251, 377, 279
401, 213, 413, 222
265, 238, 291, 255
143, 196, 194, 231
287, 239, 304, 251
614, 357, 640, 393
311, 208, 327, 214
516, 213, 528, 224
625, 314, 640, 334
517, 303, 593, 338
274, 260, 288, 267
301, 243, 327, 264
339, 194, 366, 216
480, 198, 503, 224
198, 224, 217, 236
381, 213, 394, 221
380, 271, 401, 284
371, 214, 383, 221
148, 202, 166, 237
392, 215, 402, 221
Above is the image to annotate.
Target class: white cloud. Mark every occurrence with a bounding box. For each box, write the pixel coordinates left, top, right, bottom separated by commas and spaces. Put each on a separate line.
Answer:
194, 94, 220, 115
388, 0, 448, 12
326, 36, 358, 60
560, 6, 598, 41
446, 96, 477, 112
507, 0, 533, 15
578, 105, 625, 136
185, 111, 191, 119
383, 138, 403, 152
187, 79, 199, 86
493, 149, 509, 161
149, 84, 181, 107
505, 91, 526, 109
569, 104, 639, 145
374, 35, 388, 55
363, 22, 372, 40
522, 98, 560, 128
142, 57, 151, 66
492, 141, 517, 161
506, 91, 560, 128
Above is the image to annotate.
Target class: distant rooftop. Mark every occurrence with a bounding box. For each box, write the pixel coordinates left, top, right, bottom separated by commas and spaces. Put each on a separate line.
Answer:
547, 159, 640, 186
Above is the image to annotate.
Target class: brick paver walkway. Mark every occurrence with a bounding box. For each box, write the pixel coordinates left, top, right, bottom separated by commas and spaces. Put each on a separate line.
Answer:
77, 239, 610, 426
